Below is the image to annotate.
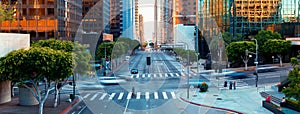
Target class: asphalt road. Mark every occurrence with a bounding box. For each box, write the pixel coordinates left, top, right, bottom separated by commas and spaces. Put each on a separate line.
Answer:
76, 51, 231, 114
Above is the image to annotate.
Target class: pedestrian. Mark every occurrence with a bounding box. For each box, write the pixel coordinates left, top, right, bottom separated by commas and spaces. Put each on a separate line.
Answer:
233, 81, 236, 90
224, 81, 227, 87
132, 87, 135, 97
280, 97, 286, 107
229, 81, 232, 90
266, 95, 271, 103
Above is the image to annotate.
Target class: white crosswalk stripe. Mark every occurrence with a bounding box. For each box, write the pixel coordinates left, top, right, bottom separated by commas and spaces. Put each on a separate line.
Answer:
99, 93, 107, 100
170, 73, 174, 77
154, 74, 157, 78
90, 93, 99, 101
145, 92, 150, 100
165, 73, 168, 77
181, 72, 185, 76
142, 74, 145, 78
136, 74, 139, 78
109, 93, 116, 100
131, 75, 134, 78
118, 92, 124, 100
154, 92, 159, 99
159, 73, 163, 77
82, 91, 178, 101
171, 92, 176, 99
176, 73, 180, 77
127, 92, 132, 99
162, 92, 168, 99
147, 74, 151, 78
136, 92, 141, 99
83, 93, 91, 99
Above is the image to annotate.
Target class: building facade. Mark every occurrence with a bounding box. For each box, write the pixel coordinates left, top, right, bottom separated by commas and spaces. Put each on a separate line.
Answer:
0, 0, 82, 41
134, 0, 139, 41
110, 0, 122, 39
139, 14, 144, 44
120, 0, 134, 39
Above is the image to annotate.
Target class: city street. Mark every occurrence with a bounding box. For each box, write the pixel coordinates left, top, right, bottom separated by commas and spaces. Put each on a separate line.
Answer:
73, 51, 229, 114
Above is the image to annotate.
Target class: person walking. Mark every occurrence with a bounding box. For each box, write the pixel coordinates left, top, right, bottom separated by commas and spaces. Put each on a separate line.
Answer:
233, 81, 236, 90
229, 81, 233, 90
224, 81, 227, 87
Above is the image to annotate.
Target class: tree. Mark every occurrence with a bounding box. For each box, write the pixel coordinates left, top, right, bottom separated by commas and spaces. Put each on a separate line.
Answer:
226, 41, 255, 70
111, 42, 126, 59
1, 47, 73, 114
254, 30, 282, 53
96, 42, 115, 61
222, 32, 243, 46
282, 66, 300, 103
262, 39, 291, 67
0, 3, 16, 30
32, 39, 91, 107
173, 48, 197, 64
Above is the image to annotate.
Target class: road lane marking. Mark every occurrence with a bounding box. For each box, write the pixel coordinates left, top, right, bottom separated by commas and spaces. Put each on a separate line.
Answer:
109, 93, 116, 100
83, 93, 91, 99
171, 92, 176, 99
176, 73, 180, 77
130, 75, 134, 78
147, 74, 151, 78
145, 92, 150, 99
162, 92, 168, 99
154, 74, 157, 78
165, 73, 168, 77
170, 73, 174, 77
181, 72, 185, 76
154, 92, 158, 99
142, 74, 145, 78
90, 93, 99, 101
118, 92, 124, 100
160, 73, 163, 77
136, 92, 141, 99
99, 93, 107, 100
127, 92, 132, 99
136, 74, 139, 78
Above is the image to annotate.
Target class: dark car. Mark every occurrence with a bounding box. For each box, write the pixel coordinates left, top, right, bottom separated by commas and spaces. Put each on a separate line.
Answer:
131, 69, 138, 74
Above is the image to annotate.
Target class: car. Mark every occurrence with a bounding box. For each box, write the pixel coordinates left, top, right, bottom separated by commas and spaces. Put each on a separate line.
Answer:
130, 69, 138, 74
99, 77, 126, 85
201, 69, 236, 77
226, 72, 247, 79
182, 79, 210, 88
256, 65, 278, 73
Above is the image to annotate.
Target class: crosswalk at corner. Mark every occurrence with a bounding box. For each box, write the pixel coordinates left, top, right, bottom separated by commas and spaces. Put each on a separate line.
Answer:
80, 91, 178, 101
129, 72, 198, 79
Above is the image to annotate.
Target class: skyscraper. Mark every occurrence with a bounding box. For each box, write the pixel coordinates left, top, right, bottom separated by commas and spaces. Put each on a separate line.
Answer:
0, 0, 82, 41
139, 14, 144, 44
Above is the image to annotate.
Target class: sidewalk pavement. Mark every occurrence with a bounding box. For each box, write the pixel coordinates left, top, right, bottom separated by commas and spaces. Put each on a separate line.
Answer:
0, 93, 73, 114
179, 86, 274, 114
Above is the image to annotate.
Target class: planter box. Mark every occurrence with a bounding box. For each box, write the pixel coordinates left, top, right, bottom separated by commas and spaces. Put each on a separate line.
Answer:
262, 101, 284, 114
19, 85, 38, 106
0, 80, 11, 104
282, 102, 300, 112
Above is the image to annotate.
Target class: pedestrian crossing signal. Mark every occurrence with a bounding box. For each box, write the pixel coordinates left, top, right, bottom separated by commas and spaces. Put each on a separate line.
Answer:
146, 57, 151, 65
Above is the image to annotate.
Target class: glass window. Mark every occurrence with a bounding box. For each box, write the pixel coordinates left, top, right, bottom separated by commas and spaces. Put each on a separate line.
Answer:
47, 8, 54, 16
47, 0, 54, 5
22, 0, 27, 4
38, 0, 45, 4
29, 0, 34, 4
29, 8, 35, 16
38, 8, 45, 16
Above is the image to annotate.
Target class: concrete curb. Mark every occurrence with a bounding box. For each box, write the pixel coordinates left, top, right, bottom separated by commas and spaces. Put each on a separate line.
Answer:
179, 97, 243, 114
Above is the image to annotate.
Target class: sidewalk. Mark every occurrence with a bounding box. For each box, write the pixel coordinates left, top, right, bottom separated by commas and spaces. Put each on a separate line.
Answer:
179, 86, 273, 114
0, 93, 72, 114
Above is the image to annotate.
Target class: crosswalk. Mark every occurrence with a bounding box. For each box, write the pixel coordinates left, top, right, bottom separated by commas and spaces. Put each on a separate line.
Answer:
80, 91, 178, 101
130, 72, 197, 79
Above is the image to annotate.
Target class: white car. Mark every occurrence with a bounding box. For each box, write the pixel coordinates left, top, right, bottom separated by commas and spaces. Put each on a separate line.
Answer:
99, 77, 126, 85
201, 69, 236, 77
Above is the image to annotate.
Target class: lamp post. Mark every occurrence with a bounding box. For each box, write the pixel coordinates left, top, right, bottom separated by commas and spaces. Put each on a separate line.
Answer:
252, 38, 258, 87
196, 53, 199, 73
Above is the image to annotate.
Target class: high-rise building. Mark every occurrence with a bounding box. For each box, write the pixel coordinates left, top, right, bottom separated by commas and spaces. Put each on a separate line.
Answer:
0, 0, 82, 41
110, 0, 122, 39
134, 0, 139, 41
139, 14, 144, 44
160, 0, 174, 44
82, 0, 110, 34
120, 0, 134, 39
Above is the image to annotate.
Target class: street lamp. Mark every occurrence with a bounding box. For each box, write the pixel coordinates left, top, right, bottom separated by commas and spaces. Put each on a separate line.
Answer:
252, 38, 258, 87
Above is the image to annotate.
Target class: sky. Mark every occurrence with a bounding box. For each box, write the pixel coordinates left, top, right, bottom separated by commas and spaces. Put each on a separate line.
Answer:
139, 0, 156, 41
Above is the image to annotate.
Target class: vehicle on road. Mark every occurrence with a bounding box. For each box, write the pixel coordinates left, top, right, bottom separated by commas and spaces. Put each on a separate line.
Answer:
226, 72, 247, 79
99, 77, 126, 85
200, 69, 236, 77
256, 65, 278, 73
183, 79, 210, 88
130, 69, 138, 74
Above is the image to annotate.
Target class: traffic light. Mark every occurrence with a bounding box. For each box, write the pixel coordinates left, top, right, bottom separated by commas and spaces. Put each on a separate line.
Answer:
146, 57, 151, 65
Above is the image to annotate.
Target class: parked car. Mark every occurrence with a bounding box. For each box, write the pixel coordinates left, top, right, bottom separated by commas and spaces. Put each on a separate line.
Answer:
99, 77, 126, 85
130, 69, 138, 74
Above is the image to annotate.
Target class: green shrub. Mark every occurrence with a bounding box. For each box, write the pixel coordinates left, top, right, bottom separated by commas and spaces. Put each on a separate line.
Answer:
286, 99, 300, 109
200, 82, 208, 92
